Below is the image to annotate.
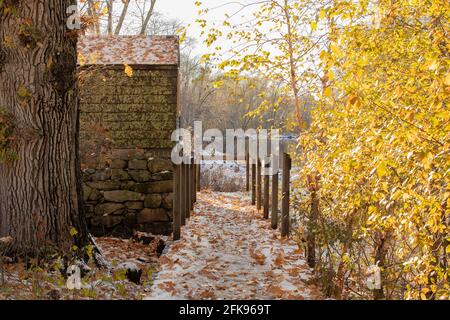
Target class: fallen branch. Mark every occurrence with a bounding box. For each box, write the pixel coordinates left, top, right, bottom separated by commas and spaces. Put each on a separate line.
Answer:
88, 234, 111, 270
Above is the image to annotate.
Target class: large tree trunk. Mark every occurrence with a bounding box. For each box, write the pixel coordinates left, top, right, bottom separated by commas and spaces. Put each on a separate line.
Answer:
0, 0, 89, 256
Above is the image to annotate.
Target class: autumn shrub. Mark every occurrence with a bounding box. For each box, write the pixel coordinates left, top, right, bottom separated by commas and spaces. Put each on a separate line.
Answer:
295, 0, 449, 300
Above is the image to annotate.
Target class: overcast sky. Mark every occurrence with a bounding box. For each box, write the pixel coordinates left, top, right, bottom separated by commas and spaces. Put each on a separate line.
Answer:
154, 0, 252, 56
90, 1, 262, 56
156, 1, 203, 25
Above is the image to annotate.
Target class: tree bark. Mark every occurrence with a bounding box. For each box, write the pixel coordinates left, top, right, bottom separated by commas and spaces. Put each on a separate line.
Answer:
0, 0, 89, 256
115, 0, 131, 35
107, 0, 113, 35
307, 173, 319, 268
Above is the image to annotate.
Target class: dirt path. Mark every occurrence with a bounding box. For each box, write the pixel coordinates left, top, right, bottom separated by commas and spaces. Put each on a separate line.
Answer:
145, 191, 322, 300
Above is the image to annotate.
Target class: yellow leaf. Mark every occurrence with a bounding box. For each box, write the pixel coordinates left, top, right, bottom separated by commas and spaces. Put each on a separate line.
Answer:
330, 44, 342, 56
444, 73, 450, 86
376, 162, 387, 178
327, 70, 335, 81
311, 21, 318, 31
17, 86, 29, 98
420, 152, 433, 169
427, 59, 439, 71
78, 53, 86, 66
323, 87, 332, 97
319, 9, 326, 20
124, 64, 133, 77
70, 227, 78, 237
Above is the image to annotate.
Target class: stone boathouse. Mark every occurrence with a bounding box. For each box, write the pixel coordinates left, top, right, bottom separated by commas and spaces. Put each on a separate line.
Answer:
77, 36, 179, 237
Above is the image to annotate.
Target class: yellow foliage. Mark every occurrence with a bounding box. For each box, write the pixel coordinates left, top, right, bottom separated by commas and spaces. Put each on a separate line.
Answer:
197, 0, 449, 299
299, 0, 450, 299
124, 64, 133, 78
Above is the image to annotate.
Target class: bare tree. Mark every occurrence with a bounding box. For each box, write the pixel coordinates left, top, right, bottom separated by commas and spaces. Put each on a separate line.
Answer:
107, 0, 114, 35
139, 0, 157, 35
114, 0, 131, 35
80, 0, 158, 36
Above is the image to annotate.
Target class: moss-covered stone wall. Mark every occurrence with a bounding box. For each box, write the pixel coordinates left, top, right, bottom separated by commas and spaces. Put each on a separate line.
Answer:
79, 65, 177, 237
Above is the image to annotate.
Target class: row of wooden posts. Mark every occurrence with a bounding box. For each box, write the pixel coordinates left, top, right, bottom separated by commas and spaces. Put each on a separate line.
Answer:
246, 152, 292, 237
171, 150, 292, 241
172, 156, 200, 241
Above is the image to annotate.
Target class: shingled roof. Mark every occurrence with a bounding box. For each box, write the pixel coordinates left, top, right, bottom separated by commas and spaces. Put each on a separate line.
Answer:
77, 35, 179, 66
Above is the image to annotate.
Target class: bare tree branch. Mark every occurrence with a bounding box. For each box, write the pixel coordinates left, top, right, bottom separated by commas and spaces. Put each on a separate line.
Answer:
140, 0, 157, 35
107, 0, 113, 35
115, 0, 131, 35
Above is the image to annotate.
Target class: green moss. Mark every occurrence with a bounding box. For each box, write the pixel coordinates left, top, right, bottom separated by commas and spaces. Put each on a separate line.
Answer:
18, 22, 43, 49
79, 67, 177, 150
0, 107, 17, 163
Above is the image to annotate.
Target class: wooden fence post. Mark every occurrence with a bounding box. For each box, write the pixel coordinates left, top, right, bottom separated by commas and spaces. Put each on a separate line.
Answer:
251, 162, 256, 205
196, 163, 201, 192
281, 153, 291, 237
256, 159, 262, 211
271, 172, 279, 229
246, 150, 250, 192
173, 164, 181, 240
263, 164, 270, 219
191, 156, 196, 206
185, 162, 191, 220
189, 159, 194, 212
180, 162, 186, 226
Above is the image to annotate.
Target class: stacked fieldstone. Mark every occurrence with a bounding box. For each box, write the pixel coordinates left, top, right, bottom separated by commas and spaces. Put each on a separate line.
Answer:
77, 36, 179, 238
82, 150, 174, 237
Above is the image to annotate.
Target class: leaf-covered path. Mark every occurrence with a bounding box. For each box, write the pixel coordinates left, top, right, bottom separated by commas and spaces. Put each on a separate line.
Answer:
146, 191, 322, 300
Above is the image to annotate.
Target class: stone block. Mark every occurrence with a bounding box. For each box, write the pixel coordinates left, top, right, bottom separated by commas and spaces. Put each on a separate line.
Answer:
162, 193, 174, 210
111, 169, 129, 181
88, 188, 103, 201
125, 201, 144, 210
90, 169, 111, 181
128, 170, 151, 182
103, 190, 144, 203
82, 184, 92, 202
128, 159, 148, 170
137, 208, 169, 224
148, 158, 173, 173
132, 180, 173, 194
151, 171, 173, 181
87, 180, 121, 191
120, 181, 136, 190
144, 194, 162, 208
110, 159, 127, 169
94, 203, 125, 216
